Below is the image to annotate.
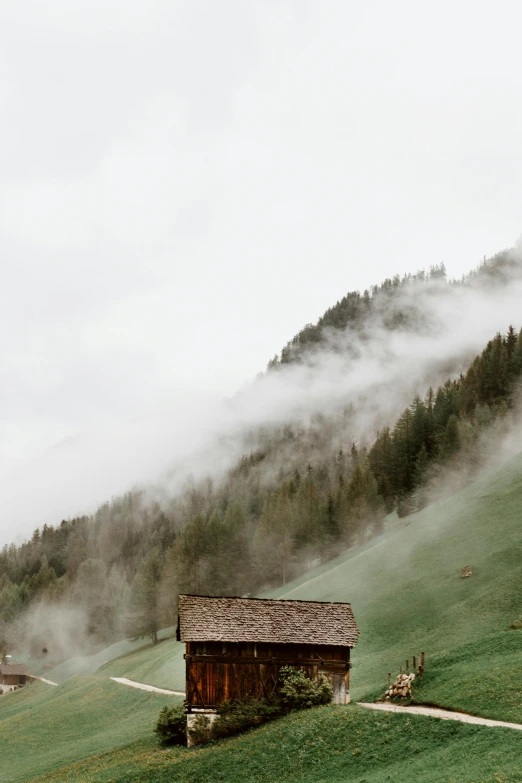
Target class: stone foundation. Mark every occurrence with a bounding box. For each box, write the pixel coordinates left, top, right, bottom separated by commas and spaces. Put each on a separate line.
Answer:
0, 684, 20, 694
186, 710, 218, 747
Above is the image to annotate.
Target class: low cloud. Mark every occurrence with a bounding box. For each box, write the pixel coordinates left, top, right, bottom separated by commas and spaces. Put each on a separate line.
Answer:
3, 259, 522, 546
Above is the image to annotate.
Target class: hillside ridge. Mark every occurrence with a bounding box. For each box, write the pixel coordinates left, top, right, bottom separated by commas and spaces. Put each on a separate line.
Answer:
2, 449, 522, 780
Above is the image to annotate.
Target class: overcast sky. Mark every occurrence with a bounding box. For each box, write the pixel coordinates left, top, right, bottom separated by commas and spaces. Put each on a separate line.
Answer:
1, 0, 522, 542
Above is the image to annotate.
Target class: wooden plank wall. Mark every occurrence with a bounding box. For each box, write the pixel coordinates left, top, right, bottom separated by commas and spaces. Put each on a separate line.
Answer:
1, 675, 27, 686
185, 641, 351, 709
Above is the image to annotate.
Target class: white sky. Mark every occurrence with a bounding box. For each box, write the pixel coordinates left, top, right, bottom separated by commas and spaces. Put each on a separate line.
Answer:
1, 0, 522, 541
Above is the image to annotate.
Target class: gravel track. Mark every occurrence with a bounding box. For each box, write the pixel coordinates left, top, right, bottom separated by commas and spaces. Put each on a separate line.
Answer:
110, 676, 185, 696
358, 702, 522, 731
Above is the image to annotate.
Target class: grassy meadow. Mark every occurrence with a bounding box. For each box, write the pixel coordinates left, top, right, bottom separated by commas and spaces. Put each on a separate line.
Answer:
98, 634, 185, 691
268, 452, 522, 721
32, 704, 522, 783
30, 626, 177, 684
0, 676, 182, 782
2, 452, 522, 781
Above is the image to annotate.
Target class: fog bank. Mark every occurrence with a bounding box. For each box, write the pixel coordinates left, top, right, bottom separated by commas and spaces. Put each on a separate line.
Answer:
3, 262, 522, 546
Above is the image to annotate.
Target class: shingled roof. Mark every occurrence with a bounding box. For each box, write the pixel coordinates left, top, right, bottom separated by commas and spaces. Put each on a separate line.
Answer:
177, 595, 360, 647
0, 663, 29, 676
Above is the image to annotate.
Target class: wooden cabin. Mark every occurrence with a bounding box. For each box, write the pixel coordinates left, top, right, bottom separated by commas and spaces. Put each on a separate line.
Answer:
0, 663, 30, 692
176, 594, 360, 736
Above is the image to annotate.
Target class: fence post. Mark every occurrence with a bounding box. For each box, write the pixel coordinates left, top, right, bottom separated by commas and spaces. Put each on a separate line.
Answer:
419, 651, 425, 681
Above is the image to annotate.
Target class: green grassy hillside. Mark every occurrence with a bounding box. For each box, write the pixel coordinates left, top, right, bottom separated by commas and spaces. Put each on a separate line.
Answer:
0, 677, 182, 782
33, 704, 522, 783
0, 634, 185, 781
32, 627, 176, 683
0, 632, 185, 781
99, 635, 185, 690
3, 452, 522, 781
266, 452, 522, 722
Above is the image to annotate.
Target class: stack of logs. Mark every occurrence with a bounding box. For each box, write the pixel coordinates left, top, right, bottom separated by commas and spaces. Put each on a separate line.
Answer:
385, 672, 415, 699
385, 652, 425, 700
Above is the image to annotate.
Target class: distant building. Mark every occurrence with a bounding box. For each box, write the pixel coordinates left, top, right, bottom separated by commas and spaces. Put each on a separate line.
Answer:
177, 595, 360, 738
0, 663, 30, 692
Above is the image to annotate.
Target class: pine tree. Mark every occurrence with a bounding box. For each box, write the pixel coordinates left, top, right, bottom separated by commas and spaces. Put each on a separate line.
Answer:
335, 449, 345, 488
320, 491, 340, 561
413, 444, 429, 487
439, 414, 461, 460
177, 515, 209, 594
126, 551, 162, 644
511, 329, 522, 380
368, 428, 394, 511
424, 387, 437, 456
412, 444, 430, 510
506, 325, 517, 360
392, 408, 415, 495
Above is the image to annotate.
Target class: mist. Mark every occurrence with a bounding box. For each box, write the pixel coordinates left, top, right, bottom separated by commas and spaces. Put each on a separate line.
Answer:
3, 255, 522, 547
3, 1, 522, 547
12, 603, 94, 669
418, 382, 522, 511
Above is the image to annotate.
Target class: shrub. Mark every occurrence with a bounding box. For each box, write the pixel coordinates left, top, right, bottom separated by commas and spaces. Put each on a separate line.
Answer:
154, 704, 186, 745
212, 698, 281, 740
156, 667, 334, 746
397, 495, 415, 518
210, 669, 332, 740
277, 666, 333, 711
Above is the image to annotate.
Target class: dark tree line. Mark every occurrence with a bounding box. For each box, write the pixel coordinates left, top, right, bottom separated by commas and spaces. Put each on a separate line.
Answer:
267, 249, 518, 369
369, 326, 522, 515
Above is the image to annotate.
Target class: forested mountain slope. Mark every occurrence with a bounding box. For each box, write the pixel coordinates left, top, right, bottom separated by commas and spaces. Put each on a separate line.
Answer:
1, 247, 522, 662
268, 248, 518, 367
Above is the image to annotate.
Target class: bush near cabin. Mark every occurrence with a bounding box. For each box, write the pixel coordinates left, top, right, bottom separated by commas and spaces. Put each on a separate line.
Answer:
154, 705, 186, 746
154, 667, 334, 745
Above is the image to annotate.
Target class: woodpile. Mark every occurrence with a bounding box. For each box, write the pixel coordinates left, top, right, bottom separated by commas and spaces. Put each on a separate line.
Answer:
384, 652, 425, 700
385, 672, 415, 699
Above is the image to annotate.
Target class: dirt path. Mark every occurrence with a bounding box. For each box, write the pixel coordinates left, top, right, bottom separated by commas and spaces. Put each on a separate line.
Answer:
358, 702, 522, 732
29, 675, 58, 686
110, 677, 185, 696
